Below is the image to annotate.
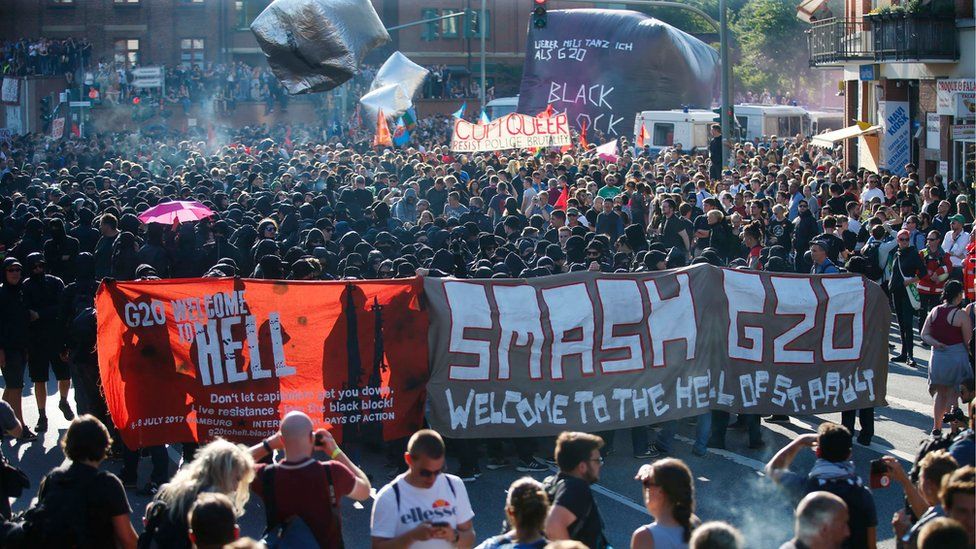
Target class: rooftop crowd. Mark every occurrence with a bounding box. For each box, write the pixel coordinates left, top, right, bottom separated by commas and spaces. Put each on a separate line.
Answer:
0, 110, 973, 548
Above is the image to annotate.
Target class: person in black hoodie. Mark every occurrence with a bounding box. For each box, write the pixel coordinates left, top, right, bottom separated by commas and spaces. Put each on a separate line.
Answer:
22, 252, 72, 433
0, 257, 38, 441
136, 223, 171, 279
792, 200, 819, 273
59, 252, 101, 420
199, 220, 243, 275
43, 217, 80, 283
889, 229, 926, 367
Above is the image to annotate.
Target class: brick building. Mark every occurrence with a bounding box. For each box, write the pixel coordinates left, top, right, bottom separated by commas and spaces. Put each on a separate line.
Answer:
1, 0, 610, 90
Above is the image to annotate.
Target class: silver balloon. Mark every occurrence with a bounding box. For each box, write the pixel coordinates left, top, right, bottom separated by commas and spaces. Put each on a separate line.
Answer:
251, 0, 391, 95
359, 83, 411, 122
370, 51, 429, 100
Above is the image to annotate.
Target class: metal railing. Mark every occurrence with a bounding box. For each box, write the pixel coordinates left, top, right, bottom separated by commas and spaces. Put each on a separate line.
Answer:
808, 18, 874, 65
808, 15, 958, 66
872, 15, 958, 62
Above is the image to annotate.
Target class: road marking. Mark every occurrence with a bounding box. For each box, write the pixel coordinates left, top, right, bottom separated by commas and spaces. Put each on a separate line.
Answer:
884, 395, 931, 416
789, 417, 916, 462
673, 435, 767, 472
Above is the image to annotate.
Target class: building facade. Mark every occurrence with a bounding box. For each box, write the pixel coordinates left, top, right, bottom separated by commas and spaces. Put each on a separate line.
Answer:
807, 0, 974, 184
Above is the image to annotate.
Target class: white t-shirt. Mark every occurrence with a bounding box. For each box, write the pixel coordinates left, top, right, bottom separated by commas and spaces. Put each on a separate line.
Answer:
370, 473, 474, 548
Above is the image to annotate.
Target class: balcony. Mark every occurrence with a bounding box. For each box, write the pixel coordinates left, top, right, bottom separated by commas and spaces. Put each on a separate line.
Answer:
808, 15, 959, 67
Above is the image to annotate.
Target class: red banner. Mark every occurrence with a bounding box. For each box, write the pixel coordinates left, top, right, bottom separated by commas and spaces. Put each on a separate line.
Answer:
96, 278, 428, 449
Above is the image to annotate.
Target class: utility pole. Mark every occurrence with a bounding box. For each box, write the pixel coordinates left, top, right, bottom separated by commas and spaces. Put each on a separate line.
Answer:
480, 0, 487, 111
719, 0, 731, 167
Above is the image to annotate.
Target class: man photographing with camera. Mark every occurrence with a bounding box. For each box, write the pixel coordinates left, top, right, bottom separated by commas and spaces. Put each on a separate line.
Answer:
249, 410, 372, 548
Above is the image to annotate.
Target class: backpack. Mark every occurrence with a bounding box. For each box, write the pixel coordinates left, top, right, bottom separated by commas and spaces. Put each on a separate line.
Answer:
261, 464, 340, 549
3, 467, 99, 548
137, 501, 190, 549
863, 241, 883, 281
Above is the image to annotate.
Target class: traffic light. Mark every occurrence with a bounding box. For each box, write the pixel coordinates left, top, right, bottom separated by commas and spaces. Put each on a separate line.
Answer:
712, 107, 721, 123
532, 0, 547, 29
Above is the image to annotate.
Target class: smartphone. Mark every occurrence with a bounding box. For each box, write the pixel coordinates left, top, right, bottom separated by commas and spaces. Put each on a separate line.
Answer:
869, 458, 891, 489
430, 521, 450, 528
314, 432, 325, 446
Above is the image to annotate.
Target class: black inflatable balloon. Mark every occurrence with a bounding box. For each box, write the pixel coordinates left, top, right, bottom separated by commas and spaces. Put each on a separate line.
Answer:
251, 0, 391, 95
517, 9, 718, 137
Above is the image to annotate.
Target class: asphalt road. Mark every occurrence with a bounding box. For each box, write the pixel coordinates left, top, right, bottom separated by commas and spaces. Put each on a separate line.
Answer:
1, 321, 946, 548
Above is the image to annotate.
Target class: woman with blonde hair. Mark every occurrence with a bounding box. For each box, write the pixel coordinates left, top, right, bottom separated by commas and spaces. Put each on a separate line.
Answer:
476, 477, 550, 549
631, 459, 699, 549
140, 438, 255, 548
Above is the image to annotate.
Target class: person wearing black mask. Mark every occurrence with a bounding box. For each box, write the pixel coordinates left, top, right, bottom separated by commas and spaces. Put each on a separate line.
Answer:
0, 257, 38, 441
22, 252, 72, 433
43, 217, 80, 283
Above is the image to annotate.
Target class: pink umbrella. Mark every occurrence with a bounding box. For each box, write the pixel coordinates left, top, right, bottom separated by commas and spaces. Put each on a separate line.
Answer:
138, 200, 214, 225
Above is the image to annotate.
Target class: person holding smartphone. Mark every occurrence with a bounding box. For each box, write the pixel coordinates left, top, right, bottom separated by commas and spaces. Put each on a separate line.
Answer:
371, 429, 476, 548
249, 411, 372, 548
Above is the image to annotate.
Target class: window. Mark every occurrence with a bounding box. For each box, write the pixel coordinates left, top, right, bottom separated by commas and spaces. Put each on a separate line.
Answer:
466, 10, 490, 38
421, 8, 439, 41
776, 116, 802, 137
441, 9, 462, 38
652, 123, 675, 147
114, 39, 140, 66
236, 0, 270, 29
181, 38, 205, 65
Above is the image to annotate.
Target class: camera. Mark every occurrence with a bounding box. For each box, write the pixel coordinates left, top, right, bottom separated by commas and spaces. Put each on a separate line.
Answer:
943, 407, 967, 425
869, 458, 890, 489
314, 432, 325, 446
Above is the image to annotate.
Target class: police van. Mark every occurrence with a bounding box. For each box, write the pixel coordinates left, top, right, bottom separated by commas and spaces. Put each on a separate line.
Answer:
632, 109, 717, 155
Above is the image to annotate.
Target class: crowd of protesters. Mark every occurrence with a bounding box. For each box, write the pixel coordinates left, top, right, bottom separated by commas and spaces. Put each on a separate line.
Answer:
1, 38, 92, 78
0, 107, 974, 548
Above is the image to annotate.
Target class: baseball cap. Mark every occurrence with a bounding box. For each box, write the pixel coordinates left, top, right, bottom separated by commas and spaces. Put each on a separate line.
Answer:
949, 214, 965, 224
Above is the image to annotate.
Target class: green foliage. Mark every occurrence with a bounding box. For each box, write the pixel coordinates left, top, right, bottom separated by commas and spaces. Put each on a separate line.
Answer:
730, 0, 814, 95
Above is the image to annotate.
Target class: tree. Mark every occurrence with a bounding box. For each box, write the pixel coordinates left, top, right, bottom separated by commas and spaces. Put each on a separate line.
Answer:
731, 0, 814, 99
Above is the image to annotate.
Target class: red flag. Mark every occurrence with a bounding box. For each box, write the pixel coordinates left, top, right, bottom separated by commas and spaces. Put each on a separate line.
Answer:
71, 123, 80, 137
636, 123, 649, 149
373, 108, 393, 147
579, 120, 590, 150
554, 184, 569, 211
284, 125, 293, 149
537, 104, 554, 118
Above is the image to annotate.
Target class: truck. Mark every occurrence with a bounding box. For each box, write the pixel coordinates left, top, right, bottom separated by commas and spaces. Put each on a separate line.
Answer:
732, 104, 809, 142
633, 109, 717, 154
485, 96, 519, 120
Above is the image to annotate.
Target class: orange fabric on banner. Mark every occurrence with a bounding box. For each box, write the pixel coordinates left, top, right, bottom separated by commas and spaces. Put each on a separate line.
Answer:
96, 277, 428, 449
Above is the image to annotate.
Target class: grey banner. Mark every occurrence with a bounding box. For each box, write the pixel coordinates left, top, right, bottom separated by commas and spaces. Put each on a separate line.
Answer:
424, 265, 890, 438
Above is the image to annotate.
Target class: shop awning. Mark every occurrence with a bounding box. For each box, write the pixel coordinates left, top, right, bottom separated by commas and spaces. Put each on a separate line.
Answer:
810, 122, 882, 147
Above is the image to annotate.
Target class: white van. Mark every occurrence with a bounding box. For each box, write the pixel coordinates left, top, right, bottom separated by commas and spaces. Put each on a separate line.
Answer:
485, 96, 519, 120
733, 104, 808, 142
805, 110, 846, 136
633, 110, 717, 154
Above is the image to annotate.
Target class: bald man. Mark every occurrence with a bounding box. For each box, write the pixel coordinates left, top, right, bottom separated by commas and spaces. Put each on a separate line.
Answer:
249, 411, 371, 547
780, 491, 850, 549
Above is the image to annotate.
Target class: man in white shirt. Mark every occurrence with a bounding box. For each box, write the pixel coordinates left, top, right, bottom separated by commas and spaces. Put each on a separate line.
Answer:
860, 174, 885, 204
942, 214, 971, 280
371, 430, 475, 548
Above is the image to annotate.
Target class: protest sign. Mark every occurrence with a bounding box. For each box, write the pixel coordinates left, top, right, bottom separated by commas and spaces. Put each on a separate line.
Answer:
96, 278, 428, 448
424, 266, 889, 438
451, 112, 570, 152
517, 10, 718, 136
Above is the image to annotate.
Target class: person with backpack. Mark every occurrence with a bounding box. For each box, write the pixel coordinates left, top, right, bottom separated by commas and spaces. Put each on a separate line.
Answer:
250, 411, 371, 548
543, 431, 609, 549
139, 438, 255, 549
765, 423, 878, 549
13, 414, 137, 548
860, 224, 895, 288
918, 230, 953, 333
371, 429, 475, 548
